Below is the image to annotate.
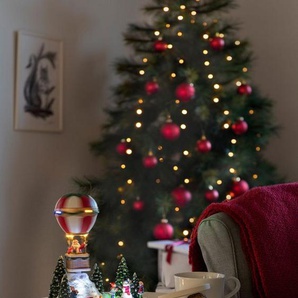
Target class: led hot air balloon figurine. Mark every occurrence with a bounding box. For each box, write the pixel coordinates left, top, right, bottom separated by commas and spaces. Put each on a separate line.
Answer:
54, 193, 99, 272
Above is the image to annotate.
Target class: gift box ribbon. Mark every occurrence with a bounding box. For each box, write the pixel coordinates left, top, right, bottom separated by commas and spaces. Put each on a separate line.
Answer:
165, 240, 189, 264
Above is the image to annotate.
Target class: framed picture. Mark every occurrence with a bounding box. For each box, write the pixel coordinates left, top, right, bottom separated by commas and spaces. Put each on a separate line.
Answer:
14, 31, 63, 132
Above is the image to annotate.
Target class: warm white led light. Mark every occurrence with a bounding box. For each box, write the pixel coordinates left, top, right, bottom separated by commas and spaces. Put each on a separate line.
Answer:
163, 6, 169, 12
126, 149, 132, 154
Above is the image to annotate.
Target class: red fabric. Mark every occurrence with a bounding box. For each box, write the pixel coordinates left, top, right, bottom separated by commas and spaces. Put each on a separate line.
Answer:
189, 182, 298, 298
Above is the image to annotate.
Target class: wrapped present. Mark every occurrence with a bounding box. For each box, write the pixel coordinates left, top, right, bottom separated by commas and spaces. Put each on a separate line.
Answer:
147, 240, 191, 289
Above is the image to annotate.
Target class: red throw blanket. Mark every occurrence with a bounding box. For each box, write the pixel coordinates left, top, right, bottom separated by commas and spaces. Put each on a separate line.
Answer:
189, 182, 298, 298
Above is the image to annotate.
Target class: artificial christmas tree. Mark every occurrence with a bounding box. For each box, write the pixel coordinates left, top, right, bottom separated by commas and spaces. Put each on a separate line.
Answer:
115, 257, 130, 297
58, 275, 71, 298
49, 256, 67, 298
77, 0, 282, 290
90, 263, 105, 294
131, 272, 140, 298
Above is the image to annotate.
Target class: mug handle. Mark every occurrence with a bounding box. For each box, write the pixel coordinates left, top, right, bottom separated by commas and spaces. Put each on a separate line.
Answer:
224, 276, 241, 298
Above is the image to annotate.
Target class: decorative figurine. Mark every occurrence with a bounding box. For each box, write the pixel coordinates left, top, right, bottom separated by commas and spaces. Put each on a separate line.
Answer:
70, 286, 79, 298
110, 282, 118, 298
122, 280, 132, 298
138, 281, 144, 298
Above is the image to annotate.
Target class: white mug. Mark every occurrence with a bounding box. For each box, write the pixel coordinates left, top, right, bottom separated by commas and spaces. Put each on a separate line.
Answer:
174, 272, 241, 298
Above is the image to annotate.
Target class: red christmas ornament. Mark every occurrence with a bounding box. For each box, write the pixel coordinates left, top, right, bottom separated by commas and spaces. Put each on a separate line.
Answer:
237, 84, 252, 95
145, 81, 159, 95
153, 219, 174, 240
196, 136, 212, 153
205, 189, 219, 202
154, 40, 168, 52
143, 154, 158, 168
171, 186, 192, 207
116, 141, 128, 155
175, 83, 195, 102
160, 121, 180, 141
133, 199, 145, 211
232, 118, 248, 135
209, 37, 225, 51
232, 179, 249, 196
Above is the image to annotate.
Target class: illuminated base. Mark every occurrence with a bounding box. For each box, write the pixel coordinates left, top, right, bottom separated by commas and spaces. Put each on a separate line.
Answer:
68, 272, 101, 298
65, 253, 90, 272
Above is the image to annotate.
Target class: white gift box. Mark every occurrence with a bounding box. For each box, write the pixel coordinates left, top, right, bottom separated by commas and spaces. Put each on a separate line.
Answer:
147, 240, 192, 289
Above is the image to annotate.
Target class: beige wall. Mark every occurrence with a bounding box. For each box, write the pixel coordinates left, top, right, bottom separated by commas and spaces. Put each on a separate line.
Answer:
233, 0, 298, 181
0, 0, 297, 297
0, 0, 147, 297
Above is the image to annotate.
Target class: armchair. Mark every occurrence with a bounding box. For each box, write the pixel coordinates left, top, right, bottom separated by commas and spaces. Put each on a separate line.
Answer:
189, 182, 298, 298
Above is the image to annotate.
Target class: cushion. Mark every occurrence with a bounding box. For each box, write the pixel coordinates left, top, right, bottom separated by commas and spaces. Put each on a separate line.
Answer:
197, 212, 252, 298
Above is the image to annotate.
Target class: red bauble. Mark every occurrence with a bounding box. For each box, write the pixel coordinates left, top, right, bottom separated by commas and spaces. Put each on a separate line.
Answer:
210, 37, 225, 51
154, 40, 168, 52
171, 186, 192, 207
160, 122, 180, 141
153, 219, 174, 240
133, 199, 145, 211
232, 118, 248, 135
237, 84, 252, 95
145, 81, 159, 95
116, 142, 128, 155
196, 136, 212, 153
205, 189, 219, 202
175, 83, 195, 102
232, 179, 249, 196
143, 154, 158, 168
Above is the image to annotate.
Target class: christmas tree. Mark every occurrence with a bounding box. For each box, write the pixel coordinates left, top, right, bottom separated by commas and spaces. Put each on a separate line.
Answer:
115, 257, 130, 297
58, 275, 71, 298
131, 272, 140, 298
49, 256, 67, 298
90, 263, 105, 294
77, 0, 282, 290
